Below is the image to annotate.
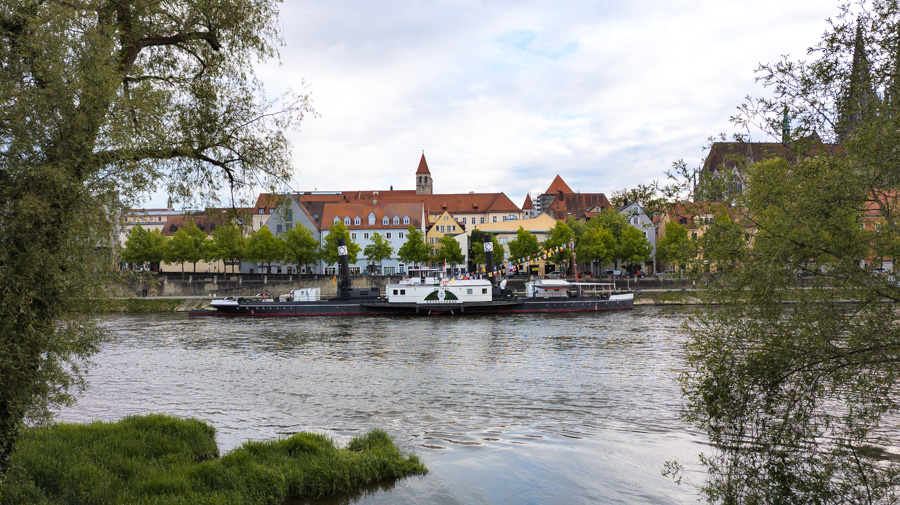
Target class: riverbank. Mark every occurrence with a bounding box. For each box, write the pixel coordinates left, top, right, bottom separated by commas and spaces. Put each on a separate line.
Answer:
104, 289, 704, 313
2, 414, 426, 505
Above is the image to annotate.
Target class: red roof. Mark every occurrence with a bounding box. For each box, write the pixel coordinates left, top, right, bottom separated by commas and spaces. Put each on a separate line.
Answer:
522, 194, 533, 210
544, 175, 574, 195
416, 153, 431, 175
544, 193, 610, 220
321, 202, 424, 231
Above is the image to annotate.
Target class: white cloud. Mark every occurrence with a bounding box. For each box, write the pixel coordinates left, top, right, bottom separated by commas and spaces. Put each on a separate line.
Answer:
144, 0, 840, 208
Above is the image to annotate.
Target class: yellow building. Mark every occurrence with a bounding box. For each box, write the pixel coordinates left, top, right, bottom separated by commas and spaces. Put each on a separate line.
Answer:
426, 211, 465, 256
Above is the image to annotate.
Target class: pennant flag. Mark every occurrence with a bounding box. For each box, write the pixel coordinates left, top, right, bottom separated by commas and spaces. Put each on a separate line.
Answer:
332, 275, 337, 285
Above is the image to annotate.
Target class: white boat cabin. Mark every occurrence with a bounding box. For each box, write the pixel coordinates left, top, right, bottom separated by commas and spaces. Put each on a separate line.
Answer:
387, 268, 493, 304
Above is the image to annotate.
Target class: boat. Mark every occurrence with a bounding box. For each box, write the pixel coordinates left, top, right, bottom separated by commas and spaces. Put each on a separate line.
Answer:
189, 239, 633, 317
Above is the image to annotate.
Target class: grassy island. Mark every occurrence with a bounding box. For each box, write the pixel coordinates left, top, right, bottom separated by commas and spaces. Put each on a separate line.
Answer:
2, 415, 427, 505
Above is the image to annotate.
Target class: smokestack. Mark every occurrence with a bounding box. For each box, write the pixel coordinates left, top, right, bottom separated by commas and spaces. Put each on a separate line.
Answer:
338, 238, 352, 296
484, 235, 495, 286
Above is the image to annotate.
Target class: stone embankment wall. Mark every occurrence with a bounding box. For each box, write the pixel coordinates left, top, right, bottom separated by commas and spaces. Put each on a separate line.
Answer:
130, 274, 694, 298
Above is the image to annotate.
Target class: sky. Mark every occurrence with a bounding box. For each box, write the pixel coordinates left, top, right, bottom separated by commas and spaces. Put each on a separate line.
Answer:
148, 0, 841, 209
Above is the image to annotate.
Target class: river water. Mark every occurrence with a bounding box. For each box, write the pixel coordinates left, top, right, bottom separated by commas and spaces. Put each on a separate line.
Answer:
57, 307, 706, 504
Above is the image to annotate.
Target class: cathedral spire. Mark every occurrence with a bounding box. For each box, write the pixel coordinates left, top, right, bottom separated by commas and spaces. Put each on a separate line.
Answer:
837, 19, 876, 141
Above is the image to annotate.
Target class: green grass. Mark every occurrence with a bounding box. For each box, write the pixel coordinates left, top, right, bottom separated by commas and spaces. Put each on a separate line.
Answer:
2, 414, 427, 505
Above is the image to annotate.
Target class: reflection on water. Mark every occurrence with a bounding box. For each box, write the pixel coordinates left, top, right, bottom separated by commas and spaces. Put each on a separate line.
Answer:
58, 307, 705, 504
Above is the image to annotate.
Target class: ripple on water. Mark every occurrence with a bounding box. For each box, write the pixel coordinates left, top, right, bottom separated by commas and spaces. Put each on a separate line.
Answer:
60, 307, 704, 504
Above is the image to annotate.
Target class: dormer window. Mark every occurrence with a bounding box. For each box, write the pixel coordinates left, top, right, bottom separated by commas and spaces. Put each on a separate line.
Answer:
368, 212, 376, 225
344, 217, 351, 226
333, 216, 340, 223
393, 216, 400, 225
403, 216, 410, 225
354, 216, 361, 226
382, 216, 389, 225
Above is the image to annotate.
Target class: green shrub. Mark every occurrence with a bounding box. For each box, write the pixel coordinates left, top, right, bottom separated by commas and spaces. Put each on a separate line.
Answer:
2, 415, 426, 505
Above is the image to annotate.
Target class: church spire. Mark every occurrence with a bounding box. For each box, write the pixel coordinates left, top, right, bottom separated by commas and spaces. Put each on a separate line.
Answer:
415, 152, 433, 195
837, 19, 876, 141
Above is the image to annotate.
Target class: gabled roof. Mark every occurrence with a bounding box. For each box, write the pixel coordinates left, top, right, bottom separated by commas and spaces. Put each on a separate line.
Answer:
522, 194, 533, 210
544, 193, 610, 220
253, 193, 285, 211
416, 153, 431, 175
702, 140, 842, 172
320, 202, 424, 231
544, 175, 574, 195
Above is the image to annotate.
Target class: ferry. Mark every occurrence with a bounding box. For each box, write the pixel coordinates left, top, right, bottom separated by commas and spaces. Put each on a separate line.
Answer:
189, 239, 633, 317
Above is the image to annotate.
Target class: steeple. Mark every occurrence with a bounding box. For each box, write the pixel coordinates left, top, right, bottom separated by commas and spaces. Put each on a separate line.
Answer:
781, 105, 791, 145
837, 20, 876, 141
415, 152, 433, 195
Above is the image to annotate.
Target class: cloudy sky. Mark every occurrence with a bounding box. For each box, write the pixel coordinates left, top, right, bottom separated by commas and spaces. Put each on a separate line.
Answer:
152, 0, 841, 208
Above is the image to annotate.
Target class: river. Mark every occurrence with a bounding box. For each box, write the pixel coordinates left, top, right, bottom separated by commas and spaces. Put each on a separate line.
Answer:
57, 306, 706, 504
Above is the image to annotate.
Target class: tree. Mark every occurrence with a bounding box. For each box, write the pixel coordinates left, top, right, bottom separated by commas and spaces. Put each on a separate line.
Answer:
208, 224, 246, 274
434, 235, 465, 269
281, 224, 320, 275
617, 226, 653, 274
121, 226, 169, 269
0, 0, 309, 485
672, 4, 900, 503
167, 225, 205, 273
579, 225, 617, 270
507, 227, 541, 262
321, 222, 360, 266
470, 230, 503, 269
542, 221, 572, 271
655, 221, 696, 272
397, 225, 431, 267
245, 226, 285, 274
363, 232, 394, 274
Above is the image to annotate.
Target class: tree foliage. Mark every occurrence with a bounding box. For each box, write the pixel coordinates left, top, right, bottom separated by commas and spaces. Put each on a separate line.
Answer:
281, 224, 320, 274
0, 0, 309, 483
434, 236, 465, 266
674, 3, 900, 502
208, 224, 245, 274
321, 221, 360, 266
507, 227, 541, 261
655, 220, 696, 271
397, 225, 430, 267
245, 226, 285, 273
363, 232, 394, 272
121, 225, 169, 267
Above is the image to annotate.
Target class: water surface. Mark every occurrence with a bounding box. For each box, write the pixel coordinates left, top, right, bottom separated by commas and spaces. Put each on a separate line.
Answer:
58, 307, 705, 504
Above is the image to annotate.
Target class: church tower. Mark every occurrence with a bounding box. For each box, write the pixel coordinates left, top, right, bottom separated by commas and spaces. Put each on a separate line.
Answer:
415, 152, 433, 195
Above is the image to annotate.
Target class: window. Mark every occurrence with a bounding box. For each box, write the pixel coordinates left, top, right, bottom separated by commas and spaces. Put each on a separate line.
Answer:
344, 217, 351, 226
258, 208, 265, 214
324, 267, 336, 276
400, 289, 406, 295
368, 212, 376, 225
286, 209, 293, 221
439, 225, 444, 232
354, 216, 361, 225
276, 224, 283, 233
482, 288, 488, 294
460, 217, 466, 224
383, 216, 389, 225
467, 289, 473, 295
492, 216, 497, 223
444, 215, 449, 221
499, 237, 507, 244
692, 232, 698, 239
393, 216, 400, 225
364, 232, 370, 239
386, 232, 392, 239
452, 225, 457, 231
403, 216, 410, 225
384, 266, 395, 275
333, 216, 340, 223
268, 208, 273, 214
393, 289, 398, 295
480, 217, 485, 224
399, 232, 405, 239
351, 232, 357, 240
